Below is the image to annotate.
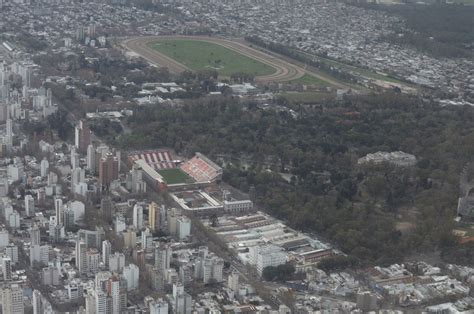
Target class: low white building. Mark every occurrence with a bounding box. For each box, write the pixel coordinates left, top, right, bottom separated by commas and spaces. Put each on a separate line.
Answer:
249, 245, 287, 275
357, 151, 416, 167
223, 200, 253, 213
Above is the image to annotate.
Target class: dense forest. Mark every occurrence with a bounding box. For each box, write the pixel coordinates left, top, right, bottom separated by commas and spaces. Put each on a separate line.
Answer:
359, 4, 474, 58
117, 94, 474, 265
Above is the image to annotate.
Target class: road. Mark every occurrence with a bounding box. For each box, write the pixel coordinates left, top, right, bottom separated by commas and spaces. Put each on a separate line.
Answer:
121, 35, 306, 83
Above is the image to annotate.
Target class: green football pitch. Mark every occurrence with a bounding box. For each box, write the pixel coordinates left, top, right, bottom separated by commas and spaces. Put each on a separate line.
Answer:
158, 168, 193, 185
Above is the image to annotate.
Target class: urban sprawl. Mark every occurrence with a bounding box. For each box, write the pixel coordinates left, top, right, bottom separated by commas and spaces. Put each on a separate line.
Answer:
0, 0, 472, 313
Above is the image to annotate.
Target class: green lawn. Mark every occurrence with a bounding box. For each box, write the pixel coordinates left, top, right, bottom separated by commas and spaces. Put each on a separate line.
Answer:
148, 39, 276, 77
289, 74, 331, 86
158, 168, 194, 185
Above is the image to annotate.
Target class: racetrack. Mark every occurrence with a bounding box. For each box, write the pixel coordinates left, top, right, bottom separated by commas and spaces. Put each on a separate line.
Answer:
122, 36, 306, 83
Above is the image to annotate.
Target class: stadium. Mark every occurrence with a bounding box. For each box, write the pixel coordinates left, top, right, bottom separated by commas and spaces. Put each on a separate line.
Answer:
129, 150, 253, 216
128, 150, 223, 192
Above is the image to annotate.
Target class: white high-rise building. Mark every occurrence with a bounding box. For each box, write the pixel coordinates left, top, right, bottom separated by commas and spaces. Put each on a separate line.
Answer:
68, 200, 85, 224
75, 240, 87, 275
48, 171, 58, 186
30, 224, 40, 246
86, 249, 100, 274
85, 289, 96, 314
159, 205, 167, 230
20, 64, 33, 88
227, 270, 240, 294
5, 118, 13, 149
122, 263, 139, 291
1, 284, 24, 314
0, 63, 6, 87
108, 252, 125, 273
101, 240, 111, 267
71, 167, 86, 193
0, 229, 9, 249
32, 289, 42, 314
132, 204, 143, 230
3, 204, 13, 224
40, 158, 49, 177
148, 202, 158, 232
41, 265, 60, 286
74, 181, 88, 196
141, 228, 153, 252
108, 276, 121, 314
8, 210, 20, 229
2, 254, 12, 281
154, 243, 172, 273
130, 164, 145, 194
29, 244, 50, 266
250, 245, 287, 275
176, 216, 191, 240
94, 289, 108, 314
64, 207, 75, 229
194, 252, 224, 284
7, 163, 24, 183
172, 282, 192, 314
25, 194, 35, 217
0, 177, 8, 197
4, 244, 18, 265
115, 215, 126, 234
67, 282, 83, 300
78, 228, 105, 249
71, 147, 79, 169
49, 216, 65, 243
54, 197, 64, 225
149, 298, 169, 314
86, 144, 96, 173
95, 271, 112, 290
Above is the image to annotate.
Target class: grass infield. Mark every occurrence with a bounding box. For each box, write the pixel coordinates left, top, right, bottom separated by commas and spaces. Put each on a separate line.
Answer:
148, 39, 276, 77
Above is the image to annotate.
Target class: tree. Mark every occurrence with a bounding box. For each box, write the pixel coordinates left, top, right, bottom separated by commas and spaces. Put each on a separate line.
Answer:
317, 255, 359, 273
262, 266, 278, 281
119, 93, 473, 264
209, 214, 219, 227
262, 263, 296, 282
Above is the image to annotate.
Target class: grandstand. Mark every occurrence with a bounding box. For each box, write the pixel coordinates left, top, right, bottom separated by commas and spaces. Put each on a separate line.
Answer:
134, 159, 167, 191
180, 152, 223, 183
128, 150, 176, 170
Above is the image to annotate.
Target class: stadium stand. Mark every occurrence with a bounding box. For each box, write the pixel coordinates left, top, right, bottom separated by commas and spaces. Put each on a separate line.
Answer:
134, 159, 167, 191
180, 153, 222, 183
128, 150, 175, 170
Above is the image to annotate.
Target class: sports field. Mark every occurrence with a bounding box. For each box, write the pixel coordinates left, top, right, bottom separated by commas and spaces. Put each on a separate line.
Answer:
147, 39, 276, 77
158, 168, 194, 185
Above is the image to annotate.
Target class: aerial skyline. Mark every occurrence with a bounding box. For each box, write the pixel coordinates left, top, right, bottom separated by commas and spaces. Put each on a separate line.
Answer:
0, 0, 473, 313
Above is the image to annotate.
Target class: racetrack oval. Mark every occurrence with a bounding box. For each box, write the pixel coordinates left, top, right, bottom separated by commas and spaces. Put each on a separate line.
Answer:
122, 36, 306, 83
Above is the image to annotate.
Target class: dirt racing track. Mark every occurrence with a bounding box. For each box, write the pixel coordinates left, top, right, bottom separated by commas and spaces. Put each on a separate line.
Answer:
121, 36, 306, 83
